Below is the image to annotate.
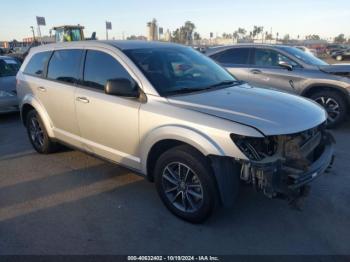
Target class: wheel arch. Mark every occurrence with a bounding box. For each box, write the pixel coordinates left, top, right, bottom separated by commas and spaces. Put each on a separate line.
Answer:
301, 84, 349, 105
141, 125, 226, 180
20, 95, 54, 137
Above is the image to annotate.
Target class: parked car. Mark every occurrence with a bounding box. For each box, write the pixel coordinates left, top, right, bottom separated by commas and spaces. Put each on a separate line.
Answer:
206, 44, 350, 127
325, 44, 347, 55
0, 56, 20, 113
17, 41, 334, 222
332, 48, 350, 61
8, 43, 40, 63
295, 46, 317, 57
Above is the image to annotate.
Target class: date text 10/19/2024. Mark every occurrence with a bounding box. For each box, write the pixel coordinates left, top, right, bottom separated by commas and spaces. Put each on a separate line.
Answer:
127, 256, 220, 261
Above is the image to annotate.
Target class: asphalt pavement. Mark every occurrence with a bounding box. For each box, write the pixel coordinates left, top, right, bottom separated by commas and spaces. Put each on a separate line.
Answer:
0, 113, 349, 255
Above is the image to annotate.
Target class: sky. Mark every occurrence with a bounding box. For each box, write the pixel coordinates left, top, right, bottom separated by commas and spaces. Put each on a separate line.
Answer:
1, 0, 350, 41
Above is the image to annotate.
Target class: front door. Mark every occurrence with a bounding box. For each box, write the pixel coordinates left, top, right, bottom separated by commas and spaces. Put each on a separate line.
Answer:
249, 48, 305, 94
75, 49, 141, 170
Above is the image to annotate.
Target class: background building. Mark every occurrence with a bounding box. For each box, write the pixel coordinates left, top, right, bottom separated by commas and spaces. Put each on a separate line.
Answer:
147, 18, 158, 41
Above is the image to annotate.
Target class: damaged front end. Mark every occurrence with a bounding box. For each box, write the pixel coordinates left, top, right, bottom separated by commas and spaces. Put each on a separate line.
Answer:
231, 124, 335, 208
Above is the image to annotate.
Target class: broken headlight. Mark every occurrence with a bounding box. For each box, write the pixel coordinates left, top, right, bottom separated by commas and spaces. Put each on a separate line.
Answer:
230, 134, 277, 161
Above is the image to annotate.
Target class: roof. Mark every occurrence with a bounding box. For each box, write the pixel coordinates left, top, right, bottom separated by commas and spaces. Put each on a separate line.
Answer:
53, 25, 85, 29
204, 43, 291, 55
101, 40, 184, 50
30, 40, 186, 53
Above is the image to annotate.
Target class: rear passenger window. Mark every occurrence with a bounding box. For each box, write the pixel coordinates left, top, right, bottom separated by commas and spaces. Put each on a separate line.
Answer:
212, 48, 250, 65
83, 50, 132, 90
23, 51, 52, 77
47, 49, 83, 84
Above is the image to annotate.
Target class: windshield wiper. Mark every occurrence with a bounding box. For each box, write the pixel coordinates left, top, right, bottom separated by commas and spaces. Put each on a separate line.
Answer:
163, 88, 206, 96
163, 80, 244, 96
208, 80, 244, 88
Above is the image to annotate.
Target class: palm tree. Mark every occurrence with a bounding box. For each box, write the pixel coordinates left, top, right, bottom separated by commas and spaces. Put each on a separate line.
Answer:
252, 26, 263, 40
238, 28, 246, 39
233, 31, 239, 40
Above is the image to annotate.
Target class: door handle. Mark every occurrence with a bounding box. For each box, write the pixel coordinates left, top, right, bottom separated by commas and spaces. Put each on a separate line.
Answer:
37, 86, 46, 92
76, 97, 90, 103
250, 69, 262, 74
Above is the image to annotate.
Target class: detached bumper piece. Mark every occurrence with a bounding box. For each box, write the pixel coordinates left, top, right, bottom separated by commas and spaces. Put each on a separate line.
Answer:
240, 130, 335, 209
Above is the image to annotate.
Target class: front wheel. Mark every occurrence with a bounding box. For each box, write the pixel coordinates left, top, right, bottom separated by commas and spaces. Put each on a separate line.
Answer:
154, 145, 219, 223
310, 90, 347, 128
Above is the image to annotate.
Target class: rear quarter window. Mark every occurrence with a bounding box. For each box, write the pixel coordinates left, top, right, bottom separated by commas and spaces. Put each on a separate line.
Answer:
23, 51, 52, 77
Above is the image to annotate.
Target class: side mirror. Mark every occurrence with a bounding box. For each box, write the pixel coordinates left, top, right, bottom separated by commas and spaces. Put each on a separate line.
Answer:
105, 78, 139, 98
278, 61, 293, 71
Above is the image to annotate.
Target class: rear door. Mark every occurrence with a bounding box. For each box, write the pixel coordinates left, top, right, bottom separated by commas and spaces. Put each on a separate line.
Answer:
249, 47, 305, 94
42, 49, 83, 146
210, 47, 252, 82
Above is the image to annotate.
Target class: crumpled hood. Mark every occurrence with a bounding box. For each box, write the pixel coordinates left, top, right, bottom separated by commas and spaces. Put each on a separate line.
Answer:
319, 64, 350, 76
168, 84, 327, 136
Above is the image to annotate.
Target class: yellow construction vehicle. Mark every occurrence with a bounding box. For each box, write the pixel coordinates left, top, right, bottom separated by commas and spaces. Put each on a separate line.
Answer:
53, 25, 96, 42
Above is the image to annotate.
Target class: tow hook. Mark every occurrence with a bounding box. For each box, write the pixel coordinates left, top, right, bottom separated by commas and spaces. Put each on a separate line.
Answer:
288, 185, 311, 211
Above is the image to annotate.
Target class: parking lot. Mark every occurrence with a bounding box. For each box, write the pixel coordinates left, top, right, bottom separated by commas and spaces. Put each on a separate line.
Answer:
0, 112, 349, 255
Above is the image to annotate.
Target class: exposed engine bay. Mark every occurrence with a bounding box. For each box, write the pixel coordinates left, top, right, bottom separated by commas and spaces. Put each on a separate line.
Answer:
231, 124, 335, 208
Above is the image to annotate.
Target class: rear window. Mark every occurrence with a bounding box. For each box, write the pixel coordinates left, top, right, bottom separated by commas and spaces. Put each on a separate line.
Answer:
23, 51, 52, 77
47, 49, 83, 84
211, 48, 250, 65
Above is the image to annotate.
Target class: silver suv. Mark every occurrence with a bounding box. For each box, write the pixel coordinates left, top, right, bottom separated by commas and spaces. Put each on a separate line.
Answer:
206, 44, 350, 127
17, 41, 334, 223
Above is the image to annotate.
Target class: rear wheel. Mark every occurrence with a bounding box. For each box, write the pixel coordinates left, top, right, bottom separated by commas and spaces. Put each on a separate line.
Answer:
26, 110, 58, 154
154, 145, 219, 223
310, 90, 347, 128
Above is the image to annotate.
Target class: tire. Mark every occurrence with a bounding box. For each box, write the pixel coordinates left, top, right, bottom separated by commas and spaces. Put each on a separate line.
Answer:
154, 145, 219, 223
336, 55, 343, 61
310, 90, 347, 128
26, 110, 58, 154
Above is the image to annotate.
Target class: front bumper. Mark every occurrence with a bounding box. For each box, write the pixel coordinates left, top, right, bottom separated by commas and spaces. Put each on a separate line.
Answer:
244, 131, 334, 199
287, 142, 333, 190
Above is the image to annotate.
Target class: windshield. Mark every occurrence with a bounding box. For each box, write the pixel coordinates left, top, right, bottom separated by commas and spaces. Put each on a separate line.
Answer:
280, 46, 328, 66
0, 58, 20, 77
124, 47, 237, 96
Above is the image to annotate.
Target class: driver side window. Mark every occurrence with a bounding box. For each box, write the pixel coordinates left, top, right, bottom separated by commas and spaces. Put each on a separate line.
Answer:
254, 49, 298, 67
83, 50, 133, 91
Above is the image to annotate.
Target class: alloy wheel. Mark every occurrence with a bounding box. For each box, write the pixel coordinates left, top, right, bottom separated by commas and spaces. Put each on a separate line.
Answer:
161, 162, 204, 213
314, 96, 340, 123
29, 115, 44, 148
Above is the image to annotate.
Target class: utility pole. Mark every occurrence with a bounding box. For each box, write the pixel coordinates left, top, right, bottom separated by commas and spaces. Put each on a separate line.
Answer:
30, 26, 36, 43
38, 26, 42, 44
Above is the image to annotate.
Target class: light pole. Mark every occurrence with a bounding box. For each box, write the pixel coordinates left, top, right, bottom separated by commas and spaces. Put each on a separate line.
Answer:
30, 26, 36, 43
